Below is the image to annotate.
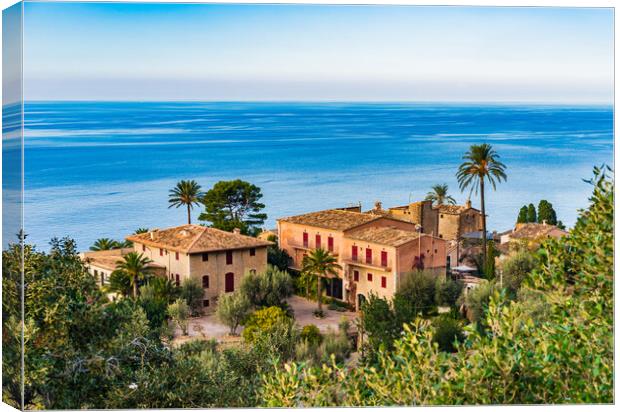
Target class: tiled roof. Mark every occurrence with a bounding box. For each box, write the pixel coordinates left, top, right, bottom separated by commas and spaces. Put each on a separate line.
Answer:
509, 223, 568, 240
436, 205, 468, 214
346, 226, 421, 247
278, 209, 381, 231
126, 224, 273, 254
82, 248, 165, 271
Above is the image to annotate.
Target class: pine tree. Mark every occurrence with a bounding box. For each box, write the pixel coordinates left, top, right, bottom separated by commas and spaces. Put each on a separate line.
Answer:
517, 206, 528, 223
527, 203, 537, 223
537, 200, 558, 225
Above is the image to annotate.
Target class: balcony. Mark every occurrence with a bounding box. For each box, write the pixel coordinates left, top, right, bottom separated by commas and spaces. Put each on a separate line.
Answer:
342, 257, 392, 272
286, 239, 339, 256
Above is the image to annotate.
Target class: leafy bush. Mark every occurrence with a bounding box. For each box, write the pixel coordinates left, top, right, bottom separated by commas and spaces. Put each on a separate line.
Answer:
300, 324, 323, 346
267, 245, 292, 272
460, 280, 495, 323
240, 265, 293, 309
242, 306, 290, 343
396, 270, 438, 315
216, 292, 251, 335
260, 167, 614, 405
432, 315, 464, 353
168, 298, 190, 335
435, 278, 464, 307
500, 250, 537, 293
180, 277, 204, 316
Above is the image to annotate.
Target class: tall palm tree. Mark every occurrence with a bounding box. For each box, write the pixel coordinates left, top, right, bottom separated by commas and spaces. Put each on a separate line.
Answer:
90, 238, 119, 251
425, 183, 456, 206
456, 143, 507, 272
168, 180, 203, 224
112, 252, 153, 298
134, 228, 149, 234
301, 248, 342, 313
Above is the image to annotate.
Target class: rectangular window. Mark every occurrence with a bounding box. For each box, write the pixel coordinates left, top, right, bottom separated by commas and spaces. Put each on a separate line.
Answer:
159, 248, 163, 256
175, 251, 179, 260
367, 273, 373, 282
352, 246, 358, 261
203, 299, 210, 307
142, 244, 146, 252
249, 248, 256, 256
366, 248, 372, 264
202, 275, 209, 288
381, 276, 387, 288
303, 232, 309, 248
328, 236, 334, 252
226, 250, 233, 265
175, 274, 180, 287
315, 234, 321, 249
381, 251, 388, 267
353, 270, 359, 282
202, 252, 208, 261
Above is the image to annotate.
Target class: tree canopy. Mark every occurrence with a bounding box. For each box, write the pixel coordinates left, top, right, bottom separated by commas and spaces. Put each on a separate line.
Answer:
199, 179, 267, 236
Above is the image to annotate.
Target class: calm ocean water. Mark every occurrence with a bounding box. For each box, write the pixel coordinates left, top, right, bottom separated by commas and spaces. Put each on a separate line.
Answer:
17, 101, 613, 251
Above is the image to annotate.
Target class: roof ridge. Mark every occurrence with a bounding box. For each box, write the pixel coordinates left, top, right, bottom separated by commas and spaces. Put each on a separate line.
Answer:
185, 225, 209, 253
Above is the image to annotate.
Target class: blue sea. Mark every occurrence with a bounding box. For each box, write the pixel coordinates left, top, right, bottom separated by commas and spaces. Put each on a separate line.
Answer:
15, 101, 614, 251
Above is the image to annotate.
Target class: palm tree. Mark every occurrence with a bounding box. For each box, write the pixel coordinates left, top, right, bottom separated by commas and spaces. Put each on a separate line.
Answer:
425, 183, 456, 206
301, 248, 342, 314
90, 238, 119, 251
168, 180, 203, 224
112, 252, 153, 298
456, 143, 507, 273
134, 228, 149, 234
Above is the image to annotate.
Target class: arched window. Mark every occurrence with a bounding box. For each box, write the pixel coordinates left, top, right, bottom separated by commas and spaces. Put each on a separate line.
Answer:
225, 272, 235, 292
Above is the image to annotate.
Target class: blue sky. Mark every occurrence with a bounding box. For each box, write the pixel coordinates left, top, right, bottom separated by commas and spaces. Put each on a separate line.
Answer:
23, 2, 614, 103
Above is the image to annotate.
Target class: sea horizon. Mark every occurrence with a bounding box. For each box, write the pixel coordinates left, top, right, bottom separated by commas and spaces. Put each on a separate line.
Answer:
7, 100, 614, 251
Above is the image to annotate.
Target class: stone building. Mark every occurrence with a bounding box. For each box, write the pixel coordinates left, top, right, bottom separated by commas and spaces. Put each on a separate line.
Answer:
83, 224, 272, 311
277, 208, 447, 310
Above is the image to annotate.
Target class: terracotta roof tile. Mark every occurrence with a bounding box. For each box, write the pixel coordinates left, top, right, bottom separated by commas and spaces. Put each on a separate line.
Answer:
509, 223, 568, 240
347, 226, 421, 247
278, 209, 381, 231
126, 224, 273, 254
82, 248, 166, 271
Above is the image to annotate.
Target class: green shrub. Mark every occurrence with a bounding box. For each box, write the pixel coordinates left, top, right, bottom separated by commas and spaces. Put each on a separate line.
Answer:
216, 292, 252, 335
242, 306, 290, 343
432, 316, 464, 353
500, 250, 537, 293
396, 270, 437, 315
180, 277, 204, 316
300, 324, 323, 346
435, 278, 464, 307
240, 265, 293, 309
167, 298, 190, 335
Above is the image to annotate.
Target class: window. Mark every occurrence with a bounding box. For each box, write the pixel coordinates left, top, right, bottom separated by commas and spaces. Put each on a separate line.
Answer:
328, 236, 334, 252
225, 272, 235, 292
175, 274, 180, 287
434, 249, 438, 254
142, 244, 146, 252
175, 251, 180, 260
367, 273, 373, 282
202, 252, 208, 261
381, 276, 387, 288
203, 299, 210, 307
352, 245, 358, 261
249, 248, 256, 256
381, 251, 388, 267
353, 270, 359, 282
249, 269, 257, 275
365, 248, 372, 264
315, 234, 321, 249
202, 275, 209, 288
226, 251, 233, 265
159, 248, 163, 256
303, 232, 309, 248
441, 214, 444, 218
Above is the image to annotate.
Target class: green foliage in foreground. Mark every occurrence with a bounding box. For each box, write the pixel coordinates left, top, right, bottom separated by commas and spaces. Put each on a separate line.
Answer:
261, 166, 613, 405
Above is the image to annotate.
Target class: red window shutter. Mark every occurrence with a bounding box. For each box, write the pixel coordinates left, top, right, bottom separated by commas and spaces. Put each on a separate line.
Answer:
303, 232, 309, 248
381, 276, 387, 288
159, 248, 163, 256
353, 270, 359, 282
226, 251, 233, 265
352, 246, 358, 261
175, 274, 180, 286
366, 248, 372, 264
381, 251, 388, 267
328, 236, 334, 252
315, 234, 321, 249
225, 272, 234, 292
367, 273, 373, 282
142, 244, 145, 252
175, 251, 179, 260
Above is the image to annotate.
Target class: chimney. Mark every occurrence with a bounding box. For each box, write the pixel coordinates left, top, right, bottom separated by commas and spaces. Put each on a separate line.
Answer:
150, 231, 155, 240
374, 201, 382, 211
465, 199, 472, 209
233, 228, 241, 235
542, 220, 547, 226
